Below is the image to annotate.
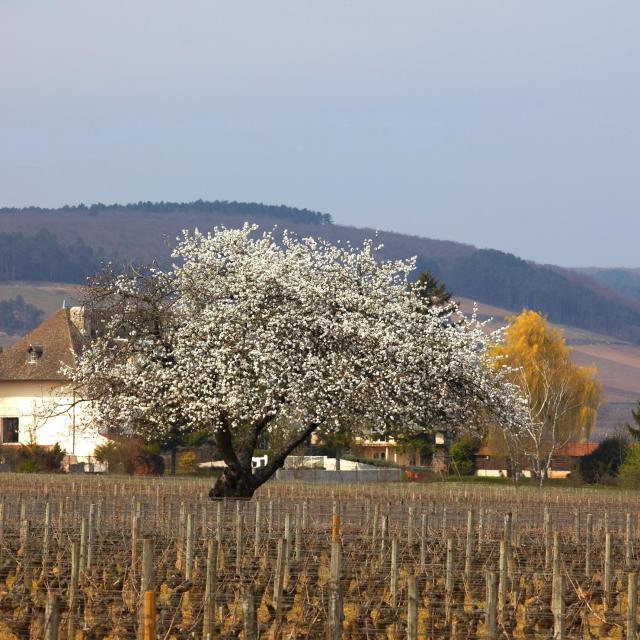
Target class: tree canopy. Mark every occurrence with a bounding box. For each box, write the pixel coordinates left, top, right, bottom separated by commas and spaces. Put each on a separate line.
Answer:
70, 224, 526, 497
491, 310, 602, 485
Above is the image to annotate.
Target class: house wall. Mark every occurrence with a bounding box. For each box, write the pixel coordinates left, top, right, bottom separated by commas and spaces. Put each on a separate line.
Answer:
0, 380, 103, 460
351, 442, 417, 466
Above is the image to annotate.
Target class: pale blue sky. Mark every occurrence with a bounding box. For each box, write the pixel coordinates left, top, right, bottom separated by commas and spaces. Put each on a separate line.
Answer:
1, 1, 639, 267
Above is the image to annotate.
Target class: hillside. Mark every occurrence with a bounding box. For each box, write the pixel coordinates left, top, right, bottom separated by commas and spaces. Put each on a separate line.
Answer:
577, 268, 640, 304
1, 200, 640, 344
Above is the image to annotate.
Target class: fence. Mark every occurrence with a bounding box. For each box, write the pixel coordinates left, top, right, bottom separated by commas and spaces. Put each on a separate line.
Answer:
275, 467, 403, 483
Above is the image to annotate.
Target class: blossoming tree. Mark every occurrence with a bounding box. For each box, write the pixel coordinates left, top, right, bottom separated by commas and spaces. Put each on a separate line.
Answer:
71, 224, 526, 497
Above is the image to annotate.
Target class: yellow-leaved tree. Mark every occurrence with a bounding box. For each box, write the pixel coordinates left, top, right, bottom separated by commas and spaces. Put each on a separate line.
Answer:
491, 310, 602, 486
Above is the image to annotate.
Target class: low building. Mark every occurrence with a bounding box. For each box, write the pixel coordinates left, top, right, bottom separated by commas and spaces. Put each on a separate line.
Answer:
351, 433, 445, 468
474, 442, 599, 479
0, 306, 104, 467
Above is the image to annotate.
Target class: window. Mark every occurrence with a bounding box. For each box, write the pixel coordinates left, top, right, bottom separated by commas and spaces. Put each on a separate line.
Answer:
373, 452, 386, 460
27, 344, 43, 363
1, 418, 19, 444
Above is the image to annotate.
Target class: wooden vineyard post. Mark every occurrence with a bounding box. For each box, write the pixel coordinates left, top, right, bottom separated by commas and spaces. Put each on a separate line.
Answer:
485, 571, 498, 640
143, 591, 156, 640
331, 513, 341, 583
42, 501, 51, 574
44, 591, 60, 640
327, 583, 344, 640
380, 514, 388, 563
390, 538, 399, 608
585, 513, 593, 577
185, 513, 194, 581
131, 513, 140, 576
201, 501, 208, 538
420, 513, 427, 569
407, 507, 414, 547
478, 508, 484, 552
236, 503, 243, 576
87, 503, 95, 571
327, 510, 343, 640
627, 513, 633, 570
503, 512, 513, 577
67, 542, 79, 640
605, 532, 613, 610
574, 508, 580, 543
283, 512, 291, 589
176, 501, 185, 570
273, 537, 285, 616
141, 538, 154, 592
553, 573, 565, 640
202, 539, 218, 639
254, 501, 261, 557
295, 504, 302, 561
79, 517, 87, 574
552, 573, 565, 640
372, 504, 379, 544
464, 509, 473, 583
216, 502, 223, 546
407, 576, 418, 640
498, 540, 508, 621
136, 537, 155, 640
628, 572, 638, 640
138, 538, 156, 640
19, 518, 31, 587
0, 502, 3, 567
242, 588, 258, 640
544, 508, 552, 571
445, 537, 454, 623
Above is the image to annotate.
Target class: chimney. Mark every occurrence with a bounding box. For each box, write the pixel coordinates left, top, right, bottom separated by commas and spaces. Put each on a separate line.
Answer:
69, 306, 87, 335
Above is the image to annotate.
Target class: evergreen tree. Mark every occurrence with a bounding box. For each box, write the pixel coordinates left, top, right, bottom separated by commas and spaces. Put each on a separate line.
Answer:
415, 271, 454, 316
627, 401, 640, 441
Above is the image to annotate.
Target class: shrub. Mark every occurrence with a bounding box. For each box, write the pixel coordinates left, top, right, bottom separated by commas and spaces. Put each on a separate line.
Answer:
620, 444, 640, 488
176, 451, 199, 475
449, 436, 479, 476
95, 438, 164, 476
579, 436, 628, 484
17, 459, 41, 473
0, 443, 66, 473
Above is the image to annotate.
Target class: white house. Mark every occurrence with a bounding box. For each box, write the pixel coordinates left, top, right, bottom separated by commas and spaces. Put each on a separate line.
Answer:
0, 306, 104, 466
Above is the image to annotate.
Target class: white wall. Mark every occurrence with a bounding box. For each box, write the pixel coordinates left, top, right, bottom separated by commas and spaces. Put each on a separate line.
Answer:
0, 380, 103, 460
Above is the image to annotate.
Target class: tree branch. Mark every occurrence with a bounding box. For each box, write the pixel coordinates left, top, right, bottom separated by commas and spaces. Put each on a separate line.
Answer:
253, 422, 319, 485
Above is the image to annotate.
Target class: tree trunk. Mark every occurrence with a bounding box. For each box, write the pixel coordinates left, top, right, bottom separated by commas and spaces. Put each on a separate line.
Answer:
209, 420, 319, 499
209, 466, 258, 499
170, 448, 177, 476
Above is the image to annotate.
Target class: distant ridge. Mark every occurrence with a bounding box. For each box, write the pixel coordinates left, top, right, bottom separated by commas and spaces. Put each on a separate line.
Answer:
0, 199, 333, 227
1, 199, 640, 344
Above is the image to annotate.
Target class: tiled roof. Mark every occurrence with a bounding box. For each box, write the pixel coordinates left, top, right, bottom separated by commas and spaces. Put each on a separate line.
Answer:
555, 442, 599, 457
475, 442, 599, 458
0, 308, 85, 381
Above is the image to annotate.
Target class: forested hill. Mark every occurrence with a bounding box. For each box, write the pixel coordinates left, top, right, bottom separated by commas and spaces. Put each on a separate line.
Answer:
1, 200, 640, 343
0, 200, 332, 226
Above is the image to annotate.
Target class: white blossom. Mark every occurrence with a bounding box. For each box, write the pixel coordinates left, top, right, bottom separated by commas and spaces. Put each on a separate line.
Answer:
69, 224, 527, 494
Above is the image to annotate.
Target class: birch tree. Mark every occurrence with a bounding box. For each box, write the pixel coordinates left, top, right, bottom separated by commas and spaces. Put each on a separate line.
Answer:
70, 224, 526, 497
492, 310, 602, 486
